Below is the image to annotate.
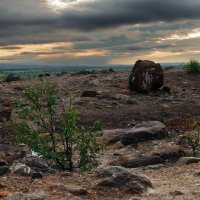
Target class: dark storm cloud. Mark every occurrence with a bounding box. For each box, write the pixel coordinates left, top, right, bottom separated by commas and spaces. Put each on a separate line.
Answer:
58, 0, 200, 31
1, 0, 200, 64
111, 44, 174, 52
1, 0, 200, 34
74, 35, 134, 50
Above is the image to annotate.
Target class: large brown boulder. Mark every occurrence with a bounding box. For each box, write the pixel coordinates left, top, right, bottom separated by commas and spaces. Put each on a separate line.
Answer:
129, 60, 164, 92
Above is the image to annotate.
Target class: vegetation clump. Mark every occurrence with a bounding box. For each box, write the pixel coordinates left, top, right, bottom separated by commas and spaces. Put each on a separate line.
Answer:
13, 82, 102, 171
180, 119, 200, 157
183, 59, 200, 73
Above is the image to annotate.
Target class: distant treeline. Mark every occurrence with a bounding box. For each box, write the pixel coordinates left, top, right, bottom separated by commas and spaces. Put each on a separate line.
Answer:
0, 63, 183, 80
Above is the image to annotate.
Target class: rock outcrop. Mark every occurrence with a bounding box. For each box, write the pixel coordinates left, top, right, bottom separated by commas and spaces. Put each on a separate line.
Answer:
121, 121, 168, 145
129, 60, 164, 92
95, 166, 153, 194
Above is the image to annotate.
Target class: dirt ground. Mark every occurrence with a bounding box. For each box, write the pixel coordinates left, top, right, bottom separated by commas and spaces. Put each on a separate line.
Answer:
3, 68, 200, 130
0, 68, 200, 199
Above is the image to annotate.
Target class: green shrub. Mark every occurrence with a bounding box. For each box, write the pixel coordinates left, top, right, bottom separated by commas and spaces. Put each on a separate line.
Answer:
183, 59, 200, 73
180, 119, 200, 157
13, 82, 102, 171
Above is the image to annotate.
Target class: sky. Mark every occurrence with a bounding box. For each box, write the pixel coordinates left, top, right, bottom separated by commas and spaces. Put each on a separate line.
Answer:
0, 0, 200, 65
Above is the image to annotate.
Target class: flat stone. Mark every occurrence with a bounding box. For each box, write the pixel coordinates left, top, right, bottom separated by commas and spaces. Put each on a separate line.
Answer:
121, 155, 164, 168
176, 157, 200, 165
96, 168, 153, 194
121, 121, 168, 145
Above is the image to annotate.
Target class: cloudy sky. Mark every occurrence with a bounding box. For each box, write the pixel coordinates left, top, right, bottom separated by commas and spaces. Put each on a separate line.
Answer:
0, 0, 200, 65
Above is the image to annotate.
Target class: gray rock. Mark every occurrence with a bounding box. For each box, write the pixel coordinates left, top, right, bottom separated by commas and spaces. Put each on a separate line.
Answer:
21, 155, 53, 173
10, 162, 31, 175
121, 155, 164, 168
176, 157, 200, 165
96, 168, 153, 194
121, 121, 168, 145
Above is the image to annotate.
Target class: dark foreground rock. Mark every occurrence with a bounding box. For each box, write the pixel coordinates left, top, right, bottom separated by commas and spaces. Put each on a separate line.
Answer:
96, 166, 153, 194
121, 121, 168, 145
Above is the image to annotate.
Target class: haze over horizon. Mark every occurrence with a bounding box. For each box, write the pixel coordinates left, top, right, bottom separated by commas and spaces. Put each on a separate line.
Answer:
0, 0, 200, 65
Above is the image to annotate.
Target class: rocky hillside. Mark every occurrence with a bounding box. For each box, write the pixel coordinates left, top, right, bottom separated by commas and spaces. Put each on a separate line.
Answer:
0, 68, 200, 199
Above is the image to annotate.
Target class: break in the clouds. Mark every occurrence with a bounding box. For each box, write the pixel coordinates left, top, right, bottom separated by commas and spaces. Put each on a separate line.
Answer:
0, 0, 200, 64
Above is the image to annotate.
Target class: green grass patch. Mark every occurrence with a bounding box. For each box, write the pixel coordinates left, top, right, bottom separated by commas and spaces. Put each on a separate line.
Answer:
183, 59, 200, 73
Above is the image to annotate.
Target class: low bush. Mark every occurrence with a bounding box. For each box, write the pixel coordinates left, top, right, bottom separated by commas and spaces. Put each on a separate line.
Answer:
180, 119, 200, 157
183, 59, 200, 73
13, 82, 103, 171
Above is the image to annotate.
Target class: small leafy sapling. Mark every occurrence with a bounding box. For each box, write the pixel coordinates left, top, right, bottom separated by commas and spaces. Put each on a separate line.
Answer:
13, 81, 103, 171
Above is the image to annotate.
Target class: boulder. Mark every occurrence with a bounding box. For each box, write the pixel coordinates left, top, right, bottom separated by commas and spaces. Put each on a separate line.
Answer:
5, 73, 22, 82
96, 166, 153, 194
176, 157, 200, 165
121, 155, 164, 168
129, 60, 164, 92
21, 155, 53, 173
121, 121, 168, 145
